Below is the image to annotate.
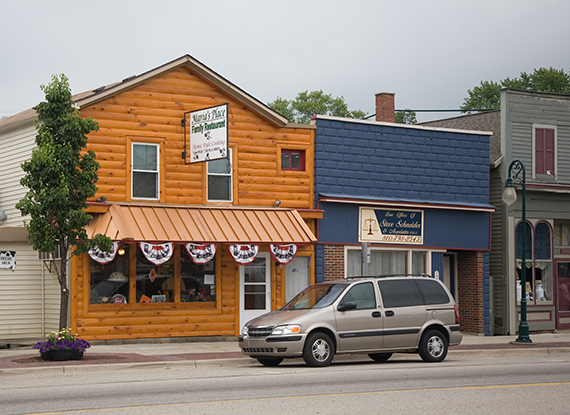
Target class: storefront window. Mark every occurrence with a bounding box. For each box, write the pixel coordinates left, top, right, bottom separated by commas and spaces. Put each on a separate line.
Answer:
90, 243, 130, 304
412, 251, 426, 274
535, 222, 552, 302
347, 249, 407, 277
180, 247, 216, 302
515, 221, 553, 304
136, 245, 174, 303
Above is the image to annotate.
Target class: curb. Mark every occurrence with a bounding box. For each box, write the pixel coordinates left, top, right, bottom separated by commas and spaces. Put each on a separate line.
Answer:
1, 346, 569, 377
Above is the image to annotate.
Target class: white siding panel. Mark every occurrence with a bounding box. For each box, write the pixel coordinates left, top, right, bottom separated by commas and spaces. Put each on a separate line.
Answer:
0, 242, 60, 341
0, 123, 36, 227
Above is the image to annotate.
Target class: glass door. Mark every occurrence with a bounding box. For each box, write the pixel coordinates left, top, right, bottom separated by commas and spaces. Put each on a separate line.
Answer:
240, 252, 271, 331
556, 261, 570, 329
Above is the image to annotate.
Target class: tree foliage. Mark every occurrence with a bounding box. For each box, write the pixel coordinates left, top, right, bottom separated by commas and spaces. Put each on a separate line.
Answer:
461, 67, 570, 112
268, 90, 368, 124
395, 109, 417, 125
16, 74, 111, 330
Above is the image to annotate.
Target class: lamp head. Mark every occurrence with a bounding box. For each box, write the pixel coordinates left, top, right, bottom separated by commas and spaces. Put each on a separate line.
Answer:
502, 178, 517, 206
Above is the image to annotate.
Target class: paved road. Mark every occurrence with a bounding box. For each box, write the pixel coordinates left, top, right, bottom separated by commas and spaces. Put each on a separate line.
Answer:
2, 352, 570, 415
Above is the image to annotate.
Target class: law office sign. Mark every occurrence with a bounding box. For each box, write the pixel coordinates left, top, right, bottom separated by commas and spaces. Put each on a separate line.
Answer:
189, 103, 228, 163
359, 207, 423, 244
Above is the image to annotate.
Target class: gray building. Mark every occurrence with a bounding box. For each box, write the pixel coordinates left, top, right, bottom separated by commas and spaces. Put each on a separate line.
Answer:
422, 88, 570, 335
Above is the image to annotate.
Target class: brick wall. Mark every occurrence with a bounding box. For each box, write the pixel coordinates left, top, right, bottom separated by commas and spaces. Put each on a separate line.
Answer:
457, 250, 485, 334
323, 245, 345, 280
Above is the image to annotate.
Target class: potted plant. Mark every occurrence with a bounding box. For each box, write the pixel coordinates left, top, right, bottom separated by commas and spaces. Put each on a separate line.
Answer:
34, 328, 90, 361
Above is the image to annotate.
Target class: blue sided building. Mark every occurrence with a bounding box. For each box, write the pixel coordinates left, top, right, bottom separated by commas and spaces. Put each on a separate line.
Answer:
313, 107, 494, 335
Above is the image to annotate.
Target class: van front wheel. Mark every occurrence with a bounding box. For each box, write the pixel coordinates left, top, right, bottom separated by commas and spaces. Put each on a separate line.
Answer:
419, 330, 448, 362
303, 332, 335, 367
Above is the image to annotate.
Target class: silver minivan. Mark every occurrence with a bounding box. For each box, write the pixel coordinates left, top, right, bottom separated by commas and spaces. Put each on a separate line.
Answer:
239, 275, 462, 367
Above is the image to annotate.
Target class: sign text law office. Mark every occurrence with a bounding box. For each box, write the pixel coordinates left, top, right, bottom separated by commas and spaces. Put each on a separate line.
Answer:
0, 55, 320, 342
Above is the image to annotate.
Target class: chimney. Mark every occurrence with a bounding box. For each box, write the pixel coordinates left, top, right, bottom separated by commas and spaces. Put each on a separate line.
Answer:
375, 92, 395, 123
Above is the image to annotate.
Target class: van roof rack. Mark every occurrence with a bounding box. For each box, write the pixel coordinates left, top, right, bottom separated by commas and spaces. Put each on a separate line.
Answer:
345, 273, 433, 280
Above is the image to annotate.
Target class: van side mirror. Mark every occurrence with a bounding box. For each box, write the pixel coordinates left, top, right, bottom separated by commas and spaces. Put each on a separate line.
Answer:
338, 301, 357, 311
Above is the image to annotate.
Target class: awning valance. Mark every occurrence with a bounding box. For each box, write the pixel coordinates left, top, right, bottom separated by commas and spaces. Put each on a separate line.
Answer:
85, 203, 317, 244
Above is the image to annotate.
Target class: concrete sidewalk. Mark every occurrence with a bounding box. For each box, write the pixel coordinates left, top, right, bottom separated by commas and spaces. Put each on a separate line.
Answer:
1, 331, 569, 376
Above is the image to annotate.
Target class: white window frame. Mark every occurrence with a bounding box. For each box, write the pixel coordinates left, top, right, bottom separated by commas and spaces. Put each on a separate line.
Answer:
131, 142, 160, 200
207, 148, 233, 202
531, 123, 557, 181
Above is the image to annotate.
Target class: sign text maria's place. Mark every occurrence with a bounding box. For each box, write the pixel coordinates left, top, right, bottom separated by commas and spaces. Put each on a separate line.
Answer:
189, 103, 229, 163
359, 207, 423, 244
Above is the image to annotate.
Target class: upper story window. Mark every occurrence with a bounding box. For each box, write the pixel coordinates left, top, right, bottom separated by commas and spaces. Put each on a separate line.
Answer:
207, 148, 232, 202
533, 125, 556, 179
281, 150, 305, 171
132, 143, 159, 200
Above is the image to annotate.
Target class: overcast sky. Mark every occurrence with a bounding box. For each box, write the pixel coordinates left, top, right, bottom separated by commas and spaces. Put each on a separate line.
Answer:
2, 0, 570, 123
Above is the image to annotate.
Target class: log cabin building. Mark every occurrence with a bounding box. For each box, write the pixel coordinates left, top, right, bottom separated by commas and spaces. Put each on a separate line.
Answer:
0, 55, 320, 342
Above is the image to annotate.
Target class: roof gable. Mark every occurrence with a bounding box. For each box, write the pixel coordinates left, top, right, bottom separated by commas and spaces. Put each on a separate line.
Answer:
0, 55, 289, 132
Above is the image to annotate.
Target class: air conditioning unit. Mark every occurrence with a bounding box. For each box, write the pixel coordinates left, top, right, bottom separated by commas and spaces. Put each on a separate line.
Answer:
38, 246, 63, 261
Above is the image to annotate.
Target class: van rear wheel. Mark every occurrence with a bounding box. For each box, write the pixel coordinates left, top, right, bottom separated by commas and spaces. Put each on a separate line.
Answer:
303, 332, 335, 367
418, 330, 448, 362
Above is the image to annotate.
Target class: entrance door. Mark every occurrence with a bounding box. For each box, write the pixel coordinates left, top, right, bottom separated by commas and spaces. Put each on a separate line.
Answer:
556, 261, 570, 329
240, 252, 271, 330
285, 256, 310, 302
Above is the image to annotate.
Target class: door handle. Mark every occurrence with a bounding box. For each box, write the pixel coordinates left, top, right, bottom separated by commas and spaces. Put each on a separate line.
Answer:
385, 310, 395, 317
372, 311, 382, 318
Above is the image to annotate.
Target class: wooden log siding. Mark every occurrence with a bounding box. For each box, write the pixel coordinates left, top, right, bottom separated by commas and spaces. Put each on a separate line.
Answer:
71, 66, 316, 340
73, 244, 314, 340
81, 68, 314, 207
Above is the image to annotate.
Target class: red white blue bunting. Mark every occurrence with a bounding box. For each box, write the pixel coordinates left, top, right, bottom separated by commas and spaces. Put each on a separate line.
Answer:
228, 244, 259, 265
139, 242, 173, 265
88, 242, 119, 264
269, 244, 297, 265
185, 243, 216, 264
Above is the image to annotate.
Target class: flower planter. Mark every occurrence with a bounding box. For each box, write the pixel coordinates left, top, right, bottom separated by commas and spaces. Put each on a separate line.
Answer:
34, 329, 90, 361
40, 350, 84, 361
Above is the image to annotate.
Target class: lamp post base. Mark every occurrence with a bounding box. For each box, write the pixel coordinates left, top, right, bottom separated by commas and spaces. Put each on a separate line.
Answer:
514, 322, 532, 344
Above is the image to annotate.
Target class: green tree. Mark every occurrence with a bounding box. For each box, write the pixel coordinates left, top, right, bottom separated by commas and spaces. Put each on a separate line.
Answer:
16, 74, 111, 330
461, 67, 570, 112
268, 90, 368, 124
395, 109, 417, 125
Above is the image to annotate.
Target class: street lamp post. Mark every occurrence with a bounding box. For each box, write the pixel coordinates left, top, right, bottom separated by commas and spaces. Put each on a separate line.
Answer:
502, 160, 532, 343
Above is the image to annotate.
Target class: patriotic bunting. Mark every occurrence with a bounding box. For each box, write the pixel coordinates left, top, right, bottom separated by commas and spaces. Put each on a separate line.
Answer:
269, 244, 297, 265
88, 242, 119, 264
139, 242, 173, 265
228, 244, 259, 265
185, 243, 216, 264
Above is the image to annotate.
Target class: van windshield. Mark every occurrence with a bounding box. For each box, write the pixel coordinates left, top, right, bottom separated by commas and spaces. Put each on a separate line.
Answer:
282, 283, 349, 310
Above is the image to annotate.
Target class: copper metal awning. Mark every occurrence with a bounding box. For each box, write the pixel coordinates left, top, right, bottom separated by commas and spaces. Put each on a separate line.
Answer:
85, 203, 317, 244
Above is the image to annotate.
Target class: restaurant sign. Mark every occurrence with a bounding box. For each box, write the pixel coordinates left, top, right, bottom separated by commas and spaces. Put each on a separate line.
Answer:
359, 207, 423, 244
189, 103, 228, 163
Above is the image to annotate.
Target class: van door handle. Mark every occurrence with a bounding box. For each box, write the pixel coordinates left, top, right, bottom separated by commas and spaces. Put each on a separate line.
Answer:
371, 311, 382, 318
385, 310, 395, 317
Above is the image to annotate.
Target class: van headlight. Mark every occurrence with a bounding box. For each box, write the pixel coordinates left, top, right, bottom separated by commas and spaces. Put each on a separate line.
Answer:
271, 325, 301, 335
242, 326, 248, 336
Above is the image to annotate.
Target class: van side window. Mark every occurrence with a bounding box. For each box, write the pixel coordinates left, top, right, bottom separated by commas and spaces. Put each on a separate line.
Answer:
342, 282, 376, 309
415, 279, 450, 304
378, 280, 423, 308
